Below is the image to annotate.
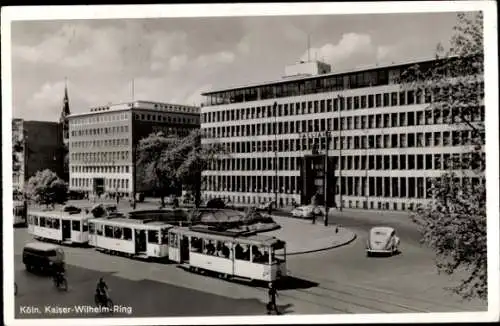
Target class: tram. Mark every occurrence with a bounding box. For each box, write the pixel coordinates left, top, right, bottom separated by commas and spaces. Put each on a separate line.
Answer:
168, 227, 287, 283
88, 218, 173, 259
27, 209, 92, 245
13, 200, 27, 226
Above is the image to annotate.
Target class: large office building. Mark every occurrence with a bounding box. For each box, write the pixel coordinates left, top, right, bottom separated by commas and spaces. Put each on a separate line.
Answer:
200, 58, 484, 211
12, 119, 65, 191
67, 100, 200, 198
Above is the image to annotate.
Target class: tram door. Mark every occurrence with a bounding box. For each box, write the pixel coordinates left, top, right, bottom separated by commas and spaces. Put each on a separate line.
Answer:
135, 229, 147, 253
180, 236, 190, 263
62, 220, 71, 240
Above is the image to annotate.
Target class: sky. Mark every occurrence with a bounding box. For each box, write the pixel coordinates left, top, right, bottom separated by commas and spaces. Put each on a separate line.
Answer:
10, 11, 463, 122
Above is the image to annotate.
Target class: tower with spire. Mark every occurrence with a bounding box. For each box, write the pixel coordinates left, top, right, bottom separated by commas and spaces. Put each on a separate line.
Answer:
59, 78, 70, 145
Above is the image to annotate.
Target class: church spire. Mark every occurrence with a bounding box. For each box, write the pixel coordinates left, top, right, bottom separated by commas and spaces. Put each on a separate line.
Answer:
62, 77, 70, 116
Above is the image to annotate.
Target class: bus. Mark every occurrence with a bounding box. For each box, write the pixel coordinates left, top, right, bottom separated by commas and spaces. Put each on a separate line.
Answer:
168, 227, 287, 283
88, 218, 173, 260
27, 209, 92, 245
13, 200, 27, 226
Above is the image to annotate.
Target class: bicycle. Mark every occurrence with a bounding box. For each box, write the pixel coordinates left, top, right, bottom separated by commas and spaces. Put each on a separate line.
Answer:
53, 273, 68, 291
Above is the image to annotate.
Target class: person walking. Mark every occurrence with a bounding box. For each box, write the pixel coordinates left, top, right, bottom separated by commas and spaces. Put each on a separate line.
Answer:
266, 282, 280, 315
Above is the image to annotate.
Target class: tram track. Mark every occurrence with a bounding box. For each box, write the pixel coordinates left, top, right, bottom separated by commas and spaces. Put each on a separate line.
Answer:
286, 272, 478, 312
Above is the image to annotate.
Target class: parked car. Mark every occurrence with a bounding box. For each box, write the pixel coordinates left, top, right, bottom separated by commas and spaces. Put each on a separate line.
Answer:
257, 200, 276, 212
291, 205, 326, 219
366, 226, 400, 257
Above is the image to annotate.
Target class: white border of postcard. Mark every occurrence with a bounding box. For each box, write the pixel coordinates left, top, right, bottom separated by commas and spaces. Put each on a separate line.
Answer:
2, 1, 499, 325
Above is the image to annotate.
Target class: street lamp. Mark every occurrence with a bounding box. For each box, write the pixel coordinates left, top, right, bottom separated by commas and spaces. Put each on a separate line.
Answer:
323, 128, 332, 226
337, 95, 344, 212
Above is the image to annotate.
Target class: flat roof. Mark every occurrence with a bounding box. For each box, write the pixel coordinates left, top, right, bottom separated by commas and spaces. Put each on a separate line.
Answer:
24, 242, 61, 251
171, 227, 284, 247
27, 209, 92, 220
90, 217, 172, 229
201, 56, 440, 95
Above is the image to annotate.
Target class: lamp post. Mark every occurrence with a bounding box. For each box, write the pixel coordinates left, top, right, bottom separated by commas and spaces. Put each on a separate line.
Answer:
338, 95, 344, 212
273, 102, 278, 207
324, 128, 331, 226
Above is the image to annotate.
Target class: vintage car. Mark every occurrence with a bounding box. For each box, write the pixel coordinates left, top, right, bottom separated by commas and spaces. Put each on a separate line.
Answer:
291, 205, 325, 219
257, 200, 276, 212
366, 226, 400, 256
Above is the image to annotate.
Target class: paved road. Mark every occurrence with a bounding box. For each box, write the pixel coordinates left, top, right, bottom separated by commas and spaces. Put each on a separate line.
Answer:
12, 202, 487, 318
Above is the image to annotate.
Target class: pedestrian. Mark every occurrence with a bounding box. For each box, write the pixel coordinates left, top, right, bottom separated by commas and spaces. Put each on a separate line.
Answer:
266, 282, 280, 315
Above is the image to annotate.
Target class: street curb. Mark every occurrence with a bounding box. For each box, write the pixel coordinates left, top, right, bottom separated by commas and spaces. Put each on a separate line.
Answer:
286, 230, 357, 256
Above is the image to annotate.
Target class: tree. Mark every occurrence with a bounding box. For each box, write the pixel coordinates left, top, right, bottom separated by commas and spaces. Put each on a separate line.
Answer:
12, 135, 24, 172
170, 129, 226, 208
401, 12, 486, 300
137, 132, 178, 207
25, 169, 68, 208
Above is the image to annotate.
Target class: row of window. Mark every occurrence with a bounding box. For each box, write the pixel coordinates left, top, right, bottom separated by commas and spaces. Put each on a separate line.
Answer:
70, 112, 130, 125
134, 113, 198, 125
27, 215, 88, 232
90, 223, 169, 244
203, 107, 485, 139
70, 151, 130, 163
71, 178, 130, 190
71, 138, 130, 149
204, 175, 483, 199
206, 152, 483, 173
71, 165, 130, 174
208, 130, 480, 156
189, 237, 276, 264
71, 125, 130, 137
203, 82, 483, 123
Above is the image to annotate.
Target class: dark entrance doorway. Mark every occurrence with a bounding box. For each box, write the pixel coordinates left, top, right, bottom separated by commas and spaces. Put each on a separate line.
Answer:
180, 236, 190, 263
135, 230, 147, 253
299, 155, 336, 207
93, 178, 105, 196
62, 220, 71, 240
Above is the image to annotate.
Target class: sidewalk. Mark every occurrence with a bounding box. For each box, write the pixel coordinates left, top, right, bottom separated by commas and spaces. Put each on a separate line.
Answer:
263, 215, 357, 255
276, 206, 415, 227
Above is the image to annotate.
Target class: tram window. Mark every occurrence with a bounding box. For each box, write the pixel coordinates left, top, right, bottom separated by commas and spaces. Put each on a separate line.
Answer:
123, 227, 132, 240
34, 216, 39, 226
96, 224, 103, 236
190, 237, 203, 253
72, 221, 81, 231
214, 241, 230, 258
113, 227, 122, 239
148, 230, 159, 244
203, 239, 216, 255
252, 246, 270, 264
82, 222, 89, 232
46, 218, 53, 228
40, 217, 46, 227
169, 233, 178, 248
89, 223, 95, 234
235, 244, 250, 261
53, 219, 60, 229
161, 229, 169, 245
104, 225, 113, 238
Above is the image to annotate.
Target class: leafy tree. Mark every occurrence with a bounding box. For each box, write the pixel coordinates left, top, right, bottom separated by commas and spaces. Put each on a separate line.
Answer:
137, 132, 179, 207
12, 136, 24, 172
169, 129, 226, 208
25, 169, 68, 208
401, 12, 486, 300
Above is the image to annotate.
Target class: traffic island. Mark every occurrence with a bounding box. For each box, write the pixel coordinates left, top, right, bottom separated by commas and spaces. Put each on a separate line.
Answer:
262, 214, 357, 255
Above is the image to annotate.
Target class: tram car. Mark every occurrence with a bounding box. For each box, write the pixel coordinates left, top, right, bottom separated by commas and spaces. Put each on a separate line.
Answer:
27, 209, 92, 245
13, 200, 27, 226
168, 227, 287, 283
88, 217, 173, 259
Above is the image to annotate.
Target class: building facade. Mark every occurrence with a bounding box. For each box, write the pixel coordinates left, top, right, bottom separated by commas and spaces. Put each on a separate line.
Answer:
12, 119, 65, 191
67, 100, 200, 198
200, 59, 484, 211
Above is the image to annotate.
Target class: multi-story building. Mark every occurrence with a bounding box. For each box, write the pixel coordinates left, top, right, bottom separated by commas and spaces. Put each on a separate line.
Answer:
67, 100, 200, 198
12, 119, 65, 191
200, 58, 484, 212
